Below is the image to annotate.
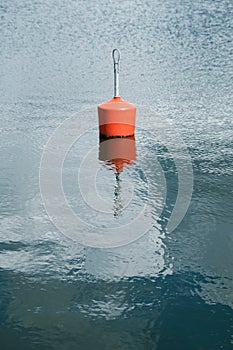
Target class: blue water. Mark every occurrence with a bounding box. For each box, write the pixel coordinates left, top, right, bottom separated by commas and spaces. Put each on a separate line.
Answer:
0, 0, 233, 349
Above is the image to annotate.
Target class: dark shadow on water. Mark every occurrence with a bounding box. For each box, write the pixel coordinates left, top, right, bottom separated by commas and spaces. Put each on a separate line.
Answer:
0, 270, 232, 350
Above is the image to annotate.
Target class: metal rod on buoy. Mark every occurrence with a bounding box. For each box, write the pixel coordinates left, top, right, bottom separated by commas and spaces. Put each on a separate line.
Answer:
112, 49, 120, 98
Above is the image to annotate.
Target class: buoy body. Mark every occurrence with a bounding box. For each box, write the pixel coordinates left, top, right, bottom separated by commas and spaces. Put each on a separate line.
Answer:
98, 97, 136, 138
99, 136, 136, 173
98, 49, 136, 138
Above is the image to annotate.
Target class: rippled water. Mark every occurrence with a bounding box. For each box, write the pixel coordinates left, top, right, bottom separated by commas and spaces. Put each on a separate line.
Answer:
0, 0, 233, 349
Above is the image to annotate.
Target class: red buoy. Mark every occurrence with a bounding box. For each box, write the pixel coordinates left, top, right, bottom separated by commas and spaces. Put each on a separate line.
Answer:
98, 49, 136, 138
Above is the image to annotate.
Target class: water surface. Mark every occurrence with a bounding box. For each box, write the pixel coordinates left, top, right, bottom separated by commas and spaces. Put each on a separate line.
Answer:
0, 0, 233, 349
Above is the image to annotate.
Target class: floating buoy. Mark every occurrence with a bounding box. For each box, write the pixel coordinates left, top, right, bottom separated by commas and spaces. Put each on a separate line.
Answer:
98, 49, 136, 138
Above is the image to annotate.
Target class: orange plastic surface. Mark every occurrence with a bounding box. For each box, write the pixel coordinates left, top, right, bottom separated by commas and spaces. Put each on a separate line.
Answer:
98, 97, 136, 138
